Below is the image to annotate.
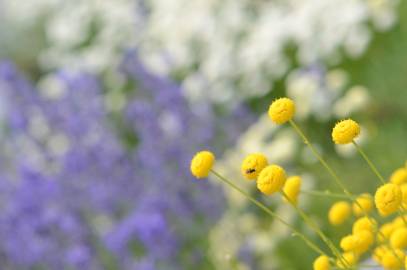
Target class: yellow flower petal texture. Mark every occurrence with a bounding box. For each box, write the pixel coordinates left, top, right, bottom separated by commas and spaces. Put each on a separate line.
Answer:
257, 165, 286, 195
241, 153, 268, 180
268, 97, 295, 124
331, 119, 360, 144
190, 150, 215, 179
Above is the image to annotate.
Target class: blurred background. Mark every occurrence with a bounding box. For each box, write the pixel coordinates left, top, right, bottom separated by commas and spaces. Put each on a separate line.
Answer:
0, 0, 406, 269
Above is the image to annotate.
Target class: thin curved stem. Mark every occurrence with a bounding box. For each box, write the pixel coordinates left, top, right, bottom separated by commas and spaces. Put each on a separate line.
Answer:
210, 169, 326, 257
351, 141, 386, 184
280, 190, 348, 268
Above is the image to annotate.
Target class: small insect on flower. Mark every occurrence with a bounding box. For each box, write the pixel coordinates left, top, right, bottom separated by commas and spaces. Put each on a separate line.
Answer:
390, 167, 407, 185
282, 176, 302, 205
328, 201, 351, 226
257, 165, 286, 195
268, 97, 295, 124
241, 153, 268, 180
352, 193, 373, 217
374, 183, 402, 216
331, 119, 360, 144
313, 255, 330, 270
190, 150, 215, 179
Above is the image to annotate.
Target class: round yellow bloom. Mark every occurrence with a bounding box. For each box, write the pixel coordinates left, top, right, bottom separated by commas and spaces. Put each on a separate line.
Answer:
352, 193, 373, 217
336, 252, 358, 269
378, 223, 395, 243
354, 230, 374, 254
381, 249, 405, 270
257, 165, 286, 195
392, 216, 407, 230
340, 230, 373, 254
268, 97, 295, 124
240, 153, 268, 180
313, 255, 330, 270
328, 201, 351, 226
390, 168, 407, 185
401, 184, 407, 209
353, 216, 377, 234
283, 176, 302, 205
375, 183, 402, 216
340, 234, 357, 251
331, 119, 360, 144
390, 227, 407, 249
190, 151, 215, 178
373, 245, 389, 264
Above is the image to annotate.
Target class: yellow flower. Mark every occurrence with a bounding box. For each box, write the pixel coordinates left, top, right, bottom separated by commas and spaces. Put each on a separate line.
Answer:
240, 153, 268, 180
352, 193, 373, 217
328, 201, 351, 226
373, 245, 389, 264
381, 249, 405, 270
331, 119, 360, 144
336, 252, 358, 269
353, 230, 374, 254
257, 165, 286, 195
282, 176, 302, 205
340, 234, 357, 251
313, 255, 330, 270
401, 184, 407, 208
353, 216, 377, 234
378, 223, 395, 243
268, 97, 295, 124
190, 151, 215, 178
390, 227, 407, 249
375, 183, 402, 216
390, 168, 407, 185
340, 230, 373, 254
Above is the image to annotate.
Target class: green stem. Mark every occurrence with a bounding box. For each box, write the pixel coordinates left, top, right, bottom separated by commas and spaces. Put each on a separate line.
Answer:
301, 190, 356, 200
210, 169, 326, 257
280, 190, 348, 268
351, 140, 386, 184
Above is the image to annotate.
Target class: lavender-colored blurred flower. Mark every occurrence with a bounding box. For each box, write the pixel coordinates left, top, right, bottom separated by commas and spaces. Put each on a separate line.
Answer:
0, 57, 253, 269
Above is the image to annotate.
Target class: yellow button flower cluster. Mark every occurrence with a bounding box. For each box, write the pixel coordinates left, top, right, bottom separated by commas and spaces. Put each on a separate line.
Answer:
191, 96, 407, 270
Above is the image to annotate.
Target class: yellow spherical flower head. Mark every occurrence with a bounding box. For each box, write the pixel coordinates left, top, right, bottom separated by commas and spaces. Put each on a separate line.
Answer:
401, 184, 407, 209
373, 245, 388, 264
352, 216, 377, 234
390, 168, 407, 185
268, 97, 295, 124
328, 201, 351, 226
331, 119, 360, 144
313, 255, 330, 270
282, 176, 302, 205
381, 249, 405, 270
390, 227, 407, 249
340, 230, 373, 254
377, 223, 395, 243
190, 150, 215, 179
241, 153, 268, 180
257, 165, 286, 195
336, 252, 358, 269
375, 183, 402, 216
352, 193, 373, 217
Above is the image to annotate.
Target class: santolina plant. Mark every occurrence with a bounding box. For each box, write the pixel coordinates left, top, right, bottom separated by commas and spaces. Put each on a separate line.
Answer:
191, 97, 407, 270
